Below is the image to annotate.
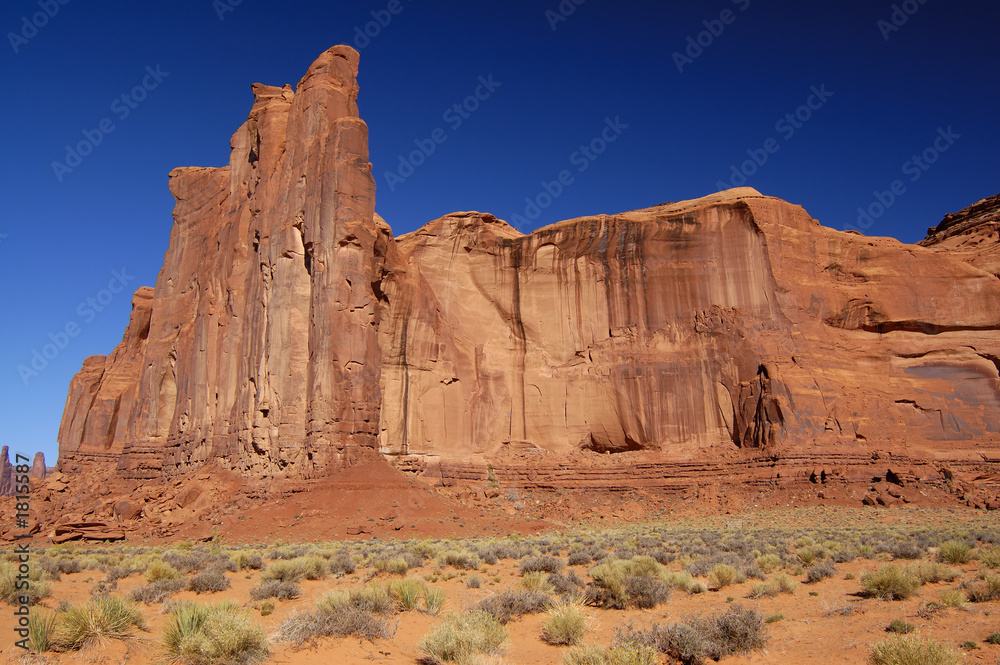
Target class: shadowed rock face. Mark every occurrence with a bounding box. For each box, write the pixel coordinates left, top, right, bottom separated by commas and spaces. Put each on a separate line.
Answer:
57, 46, 1000, 488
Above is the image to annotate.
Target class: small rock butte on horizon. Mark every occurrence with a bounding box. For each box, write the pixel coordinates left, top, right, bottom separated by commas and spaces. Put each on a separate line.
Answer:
55, 45, 1000, 499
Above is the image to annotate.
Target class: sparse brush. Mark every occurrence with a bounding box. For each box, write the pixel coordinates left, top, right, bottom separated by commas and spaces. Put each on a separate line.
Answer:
163, 601, 269, 665
886, 619, 915, 634
937, 541, 973, 565
0, 563, 50, 605
520, 556, 565, 575
27, 608, 56, 653
188, 566, 231, 594
905, 561, 960, 584
466, 576, 482, 589
232, 550, 264, 570
54, 595, 146, 650
317, 584, 396, 616
278, 608, 395, 646
145, 559, 180, 583
521, 571, 555, 594
867, 633, 962, 665
328, 551, 356, 576
755, 553, 783, 573
249, 580, 300, 601
260, 559, 304, 583
936, 589, 965, 608
374, 556, 410, 576
862, 565, 921, 600
708, 564, 745, 589
806, 561, 837, 584
542, 600, 588, 645
474, 589, 551, 624
962, 572, 1000, 602
437, 550, 482, 571
424, 586, 447, 615
388, 578, 425, 611
418, 610, 507, 664
130, 578, 186, 604
977, 547, 1000, 569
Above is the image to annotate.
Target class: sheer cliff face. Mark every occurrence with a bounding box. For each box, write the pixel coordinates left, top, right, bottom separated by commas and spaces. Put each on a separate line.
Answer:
57, 46, 1000, 482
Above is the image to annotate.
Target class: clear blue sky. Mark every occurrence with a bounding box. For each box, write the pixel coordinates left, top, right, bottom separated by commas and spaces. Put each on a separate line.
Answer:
2, 0, 998, 465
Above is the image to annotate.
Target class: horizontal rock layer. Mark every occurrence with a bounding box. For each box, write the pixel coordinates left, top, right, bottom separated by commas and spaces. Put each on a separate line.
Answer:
57, 46, 1000, 494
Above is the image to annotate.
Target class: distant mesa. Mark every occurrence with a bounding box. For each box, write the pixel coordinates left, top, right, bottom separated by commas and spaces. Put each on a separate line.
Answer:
53, 46, 1000, 504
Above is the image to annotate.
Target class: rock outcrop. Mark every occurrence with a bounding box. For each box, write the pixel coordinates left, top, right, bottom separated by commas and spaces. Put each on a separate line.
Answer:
56, 45, 1000, 499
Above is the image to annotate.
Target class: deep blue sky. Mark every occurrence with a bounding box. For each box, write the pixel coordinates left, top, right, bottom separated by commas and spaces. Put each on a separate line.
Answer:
2, 0, 998, 465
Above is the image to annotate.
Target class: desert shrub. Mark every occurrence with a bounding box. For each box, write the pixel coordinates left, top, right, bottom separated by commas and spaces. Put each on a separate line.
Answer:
162, 551, 211, 573
614, 604, 767, 664
886, 619, 915, 634
374, 556, 410, 576
387, 578, 425, 610
765, 612, 784, 623
542, 601, 588, 645
232, 550, 264, 571
905, 561, 960, 584
623, 576, 672, 609
249, 580, 300, 601
755, 553, 783, 573
466, 575, 482, 589
424, 586, 447, 615
260, 559, 305, 583
985, 632, 1000, 645
269, 546, 308, 560
474, 589, 552, 624
806, 561, 837, 584
963, 572, 1000, 602
746, 573, 798, 599
278, 608, 395, 646
568, 551, 592, 566
418, 610, 506, 664
979, 546, 1000, 569
437, 550, 482, 571
521, 571, 554, 593
936, 589, 965, 608
294, 555, 328, 580
890, 542, 925, 560
867, 633, 961, 665
0, 562, 50, 605
188, 567, 231, 594
835, 548, 860, 563
130, 578, 186, 604
520, 556, 565, 575
163, 601, 269, 664
317, 584, 396, 616
328, 551, 356, 576
862, 565, 921, 600
588, 557, 670, 609
549, 571, 586, 598
563, 641, 659, 665
707, 564, 746, 589
54, 595, 146, 650
145, 559, 180, 583
27, 609, 56, 653
937, 541, 973, 565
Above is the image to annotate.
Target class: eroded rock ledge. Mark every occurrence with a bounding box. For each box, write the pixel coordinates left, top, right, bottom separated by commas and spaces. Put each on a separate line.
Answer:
57, 46, 1000, 502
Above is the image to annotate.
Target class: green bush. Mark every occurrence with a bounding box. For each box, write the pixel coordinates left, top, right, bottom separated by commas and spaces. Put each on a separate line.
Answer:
163, 601, 269, 665
418, 610, 507, 663
55, 595, 146, 650
424, 586, 447, 615
707, 564, 745, 589
886, 619, 915, 634
542, 601, 588, 645
27, 609, 56, 653
387, 578, 425, 611
867, 633, 961, 665
145, 559, 181, 583
861, 565, 921, 600
937, 541, 973, 565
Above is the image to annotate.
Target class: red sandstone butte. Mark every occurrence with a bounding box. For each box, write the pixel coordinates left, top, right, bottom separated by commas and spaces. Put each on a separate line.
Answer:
56, 46, 1000, 499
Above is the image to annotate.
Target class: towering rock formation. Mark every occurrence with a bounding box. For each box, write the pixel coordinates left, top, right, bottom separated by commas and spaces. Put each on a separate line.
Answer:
57, 46, 1000, 492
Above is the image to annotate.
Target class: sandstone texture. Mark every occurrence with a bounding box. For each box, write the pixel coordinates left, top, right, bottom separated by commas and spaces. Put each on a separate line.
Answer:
55, 46, 1000, 506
